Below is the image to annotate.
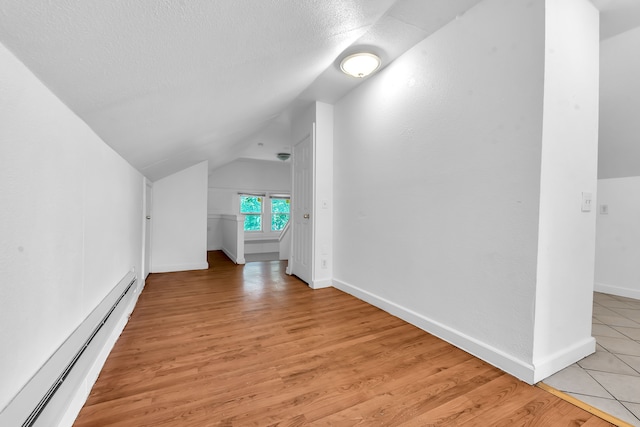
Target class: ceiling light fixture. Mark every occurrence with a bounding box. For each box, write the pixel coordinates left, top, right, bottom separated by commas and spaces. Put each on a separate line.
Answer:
276, 152, 291, 161
340, 52, 381, 78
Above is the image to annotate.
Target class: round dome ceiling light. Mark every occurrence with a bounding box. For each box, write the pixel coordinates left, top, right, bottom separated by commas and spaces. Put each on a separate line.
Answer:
276, 152, 291, 161
340, 52, 381, 78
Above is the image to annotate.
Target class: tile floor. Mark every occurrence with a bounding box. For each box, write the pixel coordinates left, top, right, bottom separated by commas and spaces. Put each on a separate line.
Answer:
543, 292, 640, 426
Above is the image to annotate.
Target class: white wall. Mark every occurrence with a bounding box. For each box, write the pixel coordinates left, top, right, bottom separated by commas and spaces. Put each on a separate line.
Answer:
594, 22, 640, 301
151, 161, 208, 272
532, 0, 599, 381
333, 0, 545, 381
207, 215, 223, 251
312, 103, 333, 289
595, 177, 640, 299
598, 26, 640, 179
332, 0, 598, 383
0, 42, 143, 411
208, 158, 291, 192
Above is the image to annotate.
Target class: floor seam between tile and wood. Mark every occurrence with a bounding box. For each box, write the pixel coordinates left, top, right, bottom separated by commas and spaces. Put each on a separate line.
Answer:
542, 292, 640, 427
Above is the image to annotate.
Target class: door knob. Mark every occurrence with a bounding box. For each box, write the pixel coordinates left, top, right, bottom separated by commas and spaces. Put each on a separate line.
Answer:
303, 214, 310, 219
146, 216, 151, 220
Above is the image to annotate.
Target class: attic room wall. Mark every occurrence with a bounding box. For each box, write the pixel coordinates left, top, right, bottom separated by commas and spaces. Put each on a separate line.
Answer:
532, 0, 599, 381
151, 161, 208, 272
598, 26, 640, 180
595, 177, 640, 299
595, 26, 640, 299
207, 159, 291, 250
0, 42, 143, 411
334, 0, 548, 382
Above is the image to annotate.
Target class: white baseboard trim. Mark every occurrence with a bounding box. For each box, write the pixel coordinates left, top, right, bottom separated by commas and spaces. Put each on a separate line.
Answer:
311, 279, 333, 289
151, 262, 209, 273
595, 282, 640, 300
58, 294, 139, 427
532, 336, 595, 383
333, 278, 536, 384
0, 272, 140, 427
285, 260, 292, 275
221, 247, 237, 263
221, 247, 245, 265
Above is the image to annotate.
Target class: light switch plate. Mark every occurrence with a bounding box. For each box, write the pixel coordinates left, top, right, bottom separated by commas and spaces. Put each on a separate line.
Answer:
581, 192, 592, 212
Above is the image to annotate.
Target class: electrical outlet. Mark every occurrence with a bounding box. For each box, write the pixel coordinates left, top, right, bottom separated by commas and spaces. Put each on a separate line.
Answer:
321, 259, 327, 269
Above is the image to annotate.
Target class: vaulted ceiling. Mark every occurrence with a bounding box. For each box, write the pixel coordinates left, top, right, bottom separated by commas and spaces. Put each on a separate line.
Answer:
0, 0, 638, 181
591, 0, 640, 40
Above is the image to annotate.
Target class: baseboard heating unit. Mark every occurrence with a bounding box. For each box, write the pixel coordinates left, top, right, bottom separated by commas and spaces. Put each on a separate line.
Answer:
0, 271, 139, 427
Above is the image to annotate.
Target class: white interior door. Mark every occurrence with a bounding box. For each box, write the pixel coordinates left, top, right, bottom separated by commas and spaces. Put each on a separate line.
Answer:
143, 182, 152, 279
291, 133, 314, 284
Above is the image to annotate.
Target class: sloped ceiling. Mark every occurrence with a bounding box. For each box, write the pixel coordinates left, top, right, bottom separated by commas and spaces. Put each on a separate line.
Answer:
591, 0, 640, 40
0, 0, 482, 180
0, 0, 638, 180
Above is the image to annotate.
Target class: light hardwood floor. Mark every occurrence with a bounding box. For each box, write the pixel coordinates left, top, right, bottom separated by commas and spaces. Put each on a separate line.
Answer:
74, 251, 613, 426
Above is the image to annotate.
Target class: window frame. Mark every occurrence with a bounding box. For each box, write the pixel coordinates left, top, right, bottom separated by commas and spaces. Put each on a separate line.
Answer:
239, 194, 264, 232
238, 192, 290, 235
269, 194, 291, 232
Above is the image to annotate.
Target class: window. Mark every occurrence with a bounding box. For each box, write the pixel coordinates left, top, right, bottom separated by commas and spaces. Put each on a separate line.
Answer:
271, 196, 290, 231
240, 195, 262, 231
239, 192, 290, 233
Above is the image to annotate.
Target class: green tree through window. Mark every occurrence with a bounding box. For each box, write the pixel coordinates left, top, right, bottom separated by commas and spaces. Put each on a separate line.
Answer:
271, 198, 290, 231
240, 195, 262, 231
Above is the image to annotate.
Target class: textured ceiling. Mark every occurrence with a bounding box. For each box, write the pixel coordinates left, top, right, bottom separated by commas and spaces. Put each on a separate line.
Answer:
0, 0, 484, 180
0, 0, 638, 180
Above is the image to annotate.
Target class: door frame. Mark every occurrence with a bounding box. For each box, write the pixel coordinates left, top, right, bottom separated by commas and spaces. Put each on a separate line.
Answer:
142, 179, 153, 281
287, 126, 316, 285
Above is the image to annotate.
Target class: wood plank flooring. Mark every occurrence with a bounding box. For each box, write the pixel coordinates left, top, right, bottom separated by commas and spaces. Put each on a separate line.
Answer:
74, 251, 613, 426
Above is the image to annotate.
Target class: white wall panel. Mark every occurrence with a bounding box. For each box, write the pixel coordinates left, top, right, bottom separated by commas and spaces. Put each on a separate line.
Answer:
151, 161, 208, 272
0, 42, 143, 411
595, 177, 640, 299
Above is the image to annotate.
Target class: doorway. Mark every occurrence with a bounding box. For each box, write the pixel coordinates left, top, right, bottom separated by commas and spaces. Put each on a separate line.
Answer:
143, 181, 152, 279
290, 133, 313, 285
